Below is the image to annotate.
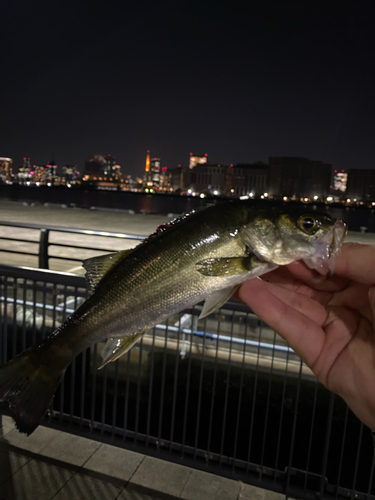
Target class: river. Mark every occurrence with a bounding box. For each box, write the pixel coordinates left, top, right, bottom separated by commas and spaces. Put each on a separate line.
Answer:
0, 184, 374, 232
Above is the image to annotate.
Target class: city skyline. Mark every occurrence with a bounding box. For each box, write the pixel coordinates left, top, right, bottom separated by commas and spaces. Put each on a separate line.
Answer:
0, 149, 367, 179
1, 2, 374, 177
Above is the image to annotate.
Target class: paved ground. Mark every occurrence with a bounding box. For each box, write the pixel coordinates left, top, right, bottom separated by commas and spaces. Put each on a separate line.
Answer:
0, 416, 283, 500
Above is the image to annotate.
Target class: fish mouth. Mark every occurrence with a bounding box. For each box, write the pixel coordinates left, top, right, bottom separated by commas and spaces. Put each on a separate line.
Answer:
303, 219, 347, 274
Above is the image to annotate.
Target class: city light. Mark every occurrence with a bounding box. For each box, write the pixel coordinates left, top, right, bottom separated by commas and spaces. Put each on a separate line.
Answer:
5, 153, 374, 204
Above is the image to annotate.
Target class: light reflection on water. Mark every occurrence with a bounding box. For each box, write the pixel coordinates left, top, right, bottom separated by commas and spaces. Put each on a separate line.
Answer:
1, 184, 374, 232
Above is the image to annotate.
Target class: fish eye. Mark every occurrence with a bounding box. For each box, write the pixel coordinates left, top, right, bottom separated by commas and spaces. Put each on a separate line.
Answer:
297, 215, 317, 233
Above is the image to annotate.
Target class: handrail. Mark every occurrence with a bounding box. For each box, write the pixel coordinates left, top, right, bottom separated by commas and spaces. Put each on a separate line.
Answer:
0, 220, 147, 269
0, 220, 146, 239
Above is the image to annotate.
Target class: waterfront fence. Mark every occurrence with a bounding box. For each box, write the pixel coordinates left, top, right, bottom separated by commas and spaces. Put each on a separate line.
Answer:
0, 220, 145, 270
0, 263, 374, 499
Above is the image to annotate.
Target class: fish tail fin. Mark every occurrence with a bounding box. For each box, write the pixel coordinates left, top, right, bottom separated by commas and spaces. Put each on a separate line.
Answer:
0, 348, 68, 435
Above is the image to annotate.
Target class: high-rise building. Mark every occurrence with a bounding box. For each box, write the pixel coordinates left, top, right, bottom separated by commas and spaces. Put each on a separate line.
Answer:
46, 159, 58, 183
143, 151, 163, 189
0, 157, 13, 182
170, 166, 191, 192
231, 163, 269, 197
83, 154, 121, 182
189, 153, 208, 169
268, 157, 331, 198
333, 170, 347, 193
191, 162, 232, 196
18, 157, 32, 184
150, 157, 161, 187
346, 169, 375, 201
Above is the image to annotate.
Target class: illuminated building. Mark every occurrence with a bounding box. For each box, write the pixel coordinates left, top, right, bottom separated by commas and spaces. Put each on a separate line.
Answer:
18, 157, 32, 184
150, 158, 161, 187
189, 152, 208, 169
62, 165, 80, 183
0, 157, 13, 182
333, 170, 347, 193
231, 163, 268, 197
83, 154, 122, 183
46, 159, 58, 183
143, 151, 164, 190
159, 166, 170, 190
269, 157, 331, 198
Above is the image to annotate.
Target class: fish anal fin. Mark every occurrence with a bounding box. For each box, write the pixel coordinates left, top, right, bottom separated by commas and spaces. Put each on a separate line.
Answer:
83, 249, 133, 292
98, 331, 146, 369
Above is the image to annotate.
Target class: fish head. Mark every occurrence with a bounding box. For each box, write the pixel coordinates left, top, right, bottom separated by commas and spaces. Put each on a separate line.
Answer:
242, 207, 347, 274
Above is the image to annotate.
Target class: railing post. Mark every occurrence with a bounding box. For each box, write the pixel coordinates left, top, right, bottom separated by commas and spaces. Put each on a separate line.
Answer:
39, 228, 50, 269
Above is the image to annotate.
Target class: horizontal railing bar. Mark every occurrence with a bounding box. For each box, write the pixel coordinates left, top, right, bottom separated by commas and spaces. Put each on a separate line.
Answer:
0, 296, 287, 352
0, 263, 86, 286
48, 243, 120, 252
47, 255, 83, 262
0, 249, 39, 257
0, 237, 39, 244
0, 220, 146, 240
0, 297, 81, 314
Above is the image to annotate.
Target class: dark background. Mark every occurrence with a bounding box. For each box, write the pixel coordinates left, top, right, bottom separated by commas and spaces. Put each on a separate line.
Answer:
1, 0, 374, 176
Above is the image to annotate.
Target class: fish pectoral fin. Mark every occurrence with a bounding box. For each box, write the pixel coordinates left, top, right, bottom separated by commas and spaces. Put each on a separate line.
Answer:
199, 286, 238, 319
83, 248, 134, 292
196, 256, 257, 277
98, 331, 146, 369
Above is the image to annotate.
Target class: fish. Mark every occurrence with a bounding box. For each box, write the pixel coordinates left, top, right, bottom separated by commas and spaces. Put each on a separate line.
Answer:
0, 199, 346, 435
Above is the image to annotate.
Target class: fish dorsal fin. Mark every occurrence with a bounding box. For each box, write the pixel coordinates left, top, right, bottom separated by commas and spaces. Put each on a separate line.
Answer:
83, 249, 133, 292
199, 285, 239, 320
98, 332, 146, 369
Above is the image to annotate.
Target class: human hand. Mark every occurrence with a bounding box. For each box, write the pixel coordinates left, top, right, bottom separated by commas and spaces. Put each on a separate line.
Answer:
237, 242, 375, 429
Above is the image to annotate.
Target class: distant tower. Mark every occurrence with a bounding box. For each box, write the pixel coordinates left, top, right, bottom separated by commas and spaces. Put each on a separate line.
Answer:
143, 150, 152, 187
145, 150, 150, 173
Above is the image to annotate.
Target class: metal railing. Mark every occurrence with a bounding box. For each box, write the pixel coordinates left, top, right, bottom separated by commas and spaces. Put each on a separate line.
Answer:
1, 263, 374, 499
0, 220, 145, 269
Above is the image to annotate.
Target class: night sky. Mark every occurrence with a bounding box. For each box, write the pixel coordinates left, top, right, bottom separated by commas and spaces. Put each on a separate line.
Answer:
1, 1, 374, 177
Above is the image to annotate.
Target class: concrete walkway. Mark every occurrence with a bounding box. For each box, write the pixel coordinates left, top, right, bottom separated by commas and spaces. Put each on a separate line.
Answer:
0, 416, 284, 500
